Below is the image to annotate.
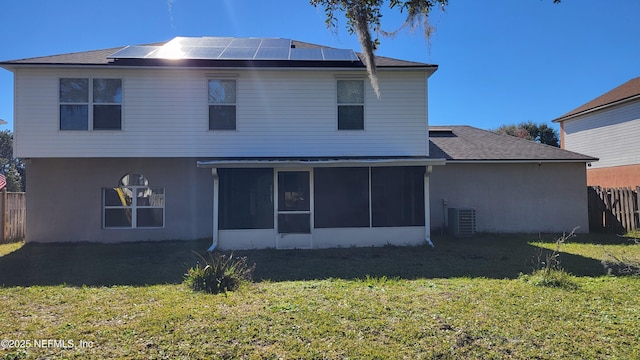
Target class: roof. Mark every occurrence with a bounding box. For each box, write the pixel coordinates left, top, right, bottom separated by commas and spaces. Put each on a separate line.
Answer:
553, 77, 640, 122
0, 37, 435, 69
429, 125, 597, 162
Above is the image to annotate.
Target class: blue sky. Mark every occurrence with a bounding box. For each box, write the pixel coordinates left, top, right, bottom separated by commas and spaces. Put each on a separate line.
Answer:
0, 0, 638, 132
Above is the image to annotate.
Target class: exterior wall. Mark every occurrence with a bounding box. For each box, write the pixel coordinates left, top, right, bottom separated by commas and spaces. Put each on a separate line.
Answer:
217, 227, 426, 250
26, 158, 214, 243
562, 100, 640, 169
13, 68, 429, 158
587, 164, 640, 187
27, 159, 430, 248
429, 162, 589, 233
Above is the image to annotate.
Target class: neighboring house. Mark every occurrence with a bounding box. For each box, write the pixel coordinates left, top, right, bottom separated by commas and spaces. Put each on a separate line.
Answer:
553, 77, 640, 187
428, 126, 596, 233
0, 36, 445, 250
0, 37, 595, 249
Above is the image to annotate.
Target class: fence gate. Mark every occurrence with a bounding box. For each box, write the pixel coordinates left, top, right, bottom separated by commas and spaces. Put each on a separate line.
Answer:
588, 186, 639, 233
0, 190, 26, 243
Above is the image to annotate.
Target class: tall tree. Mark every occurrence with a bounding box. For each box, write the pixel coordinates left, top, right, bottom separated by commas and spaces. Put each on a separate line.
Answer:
494, 121, 560, 147
0, 130, 25, 191
311, 0, 561, 96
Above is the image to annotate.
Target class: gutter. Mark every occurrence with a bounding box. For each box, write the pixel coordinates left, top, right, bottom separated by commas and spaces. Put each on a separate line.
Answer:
0, 63, 438, 73
424, 165, 434, 247
446, 159, 598, 164
197, 157, 446, 168
207, 168, 220, 252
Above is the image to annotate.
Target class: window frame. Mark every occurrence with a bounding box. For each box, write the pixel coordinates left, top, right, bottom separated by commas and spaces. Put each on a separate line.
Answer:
59, 78, 122, 131
103, 174, 165, 229
337, 79, 365, 131
208, 79, 237, 131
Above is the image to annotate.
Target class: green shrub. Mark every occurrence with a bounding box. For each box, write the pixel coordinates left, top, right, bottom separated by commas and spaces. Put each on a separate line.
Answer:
184, 252, 255, 294
520, 230, 578, 290
521, 268, 578, 290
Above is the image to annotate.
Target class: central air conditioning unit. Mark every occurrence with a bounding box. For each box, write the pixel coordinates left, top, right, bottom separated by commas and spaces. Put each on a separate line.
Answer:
448, 208, 476, 237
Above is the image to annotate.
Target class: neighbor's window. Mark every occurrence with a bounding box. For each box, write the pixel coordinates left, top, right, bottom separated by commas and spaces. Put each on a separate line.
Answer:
371, 166, 425, 227
337, 79, 364, 130
103, 173, 164, 228
314, 167, 370, 228
208, 79, 236, 130
219, 168, 273, 229
60, 78, 122, 130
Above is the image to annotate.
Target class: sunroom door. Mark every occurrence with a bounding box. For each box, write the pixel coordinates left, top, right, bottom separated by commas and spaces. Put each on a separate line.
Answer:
276, 170, 312, 249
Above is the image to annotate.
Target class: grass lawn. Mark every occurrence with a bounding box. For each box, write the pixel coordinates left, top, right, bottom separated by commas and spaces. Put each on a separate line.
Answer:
0, 233, 639, 359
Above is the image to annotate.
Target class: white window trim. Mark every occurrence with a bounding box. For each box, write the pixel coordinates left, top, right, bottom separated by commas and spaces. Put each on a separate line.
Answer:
336, 79, 366, 131
207, 78, 238, 131
103, 185, 165, 229
59, 78, 123, 131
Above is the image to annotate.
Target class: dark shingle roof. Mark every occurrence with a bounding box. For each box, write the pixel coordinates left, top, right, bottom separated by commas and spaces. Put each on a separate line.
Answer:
429, 126, 596, 162
0, 38, 434, 69
553, 77, 640, 122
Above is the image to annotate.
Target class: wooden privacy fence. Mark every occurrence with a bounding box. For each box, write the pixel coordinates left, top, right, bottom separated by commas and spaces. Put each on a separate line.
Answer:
588, 186, 639, 233
0, 191, 26, 243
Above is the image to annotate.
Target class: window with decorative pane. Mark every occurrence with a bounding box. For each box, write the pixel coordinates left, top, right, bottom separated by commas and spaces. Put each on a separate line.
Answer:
337, 79, 364, 130
208, 79, 237, 130
103, 173, 164, 228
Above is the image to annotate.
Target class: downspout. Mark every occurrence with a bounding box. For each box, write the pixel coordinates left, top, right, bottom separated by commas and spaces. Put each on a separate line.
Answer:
424, 165, 434, 247
208, 167, 220, 252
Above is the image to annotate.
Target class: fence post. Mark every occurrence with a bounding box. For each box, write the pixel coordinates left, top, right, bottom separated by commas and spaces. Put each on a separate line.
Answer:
1, 189, 6, 243
637, 186, 640, 231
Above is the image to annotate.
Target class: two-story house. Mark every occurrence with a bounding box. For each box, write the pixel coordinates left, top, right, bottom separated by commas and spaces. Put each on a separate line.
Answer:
1, 36, 598, 248
553, 77, 640, 187
0, 37, 446, 250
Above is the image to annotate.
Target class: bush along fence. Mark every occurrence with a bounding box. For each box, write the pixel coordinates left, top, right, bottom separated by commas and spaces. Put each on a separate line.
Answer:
588, 186, 639, 233
0, 190, 26, 243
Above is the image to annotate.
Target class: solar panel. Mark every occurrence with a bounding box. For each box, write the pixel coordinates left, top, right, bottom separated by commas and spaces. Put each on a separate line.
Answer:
229, 38, 263, 48
168, 37, 202, 47
322, 48, 359, 61
197, 37, 234, 47
219, 47, 259, 59
186, 47, 225, 59
107, 37, 360, 63
107, 46, 161, 59
259, 38, 292, 48
254, 47, 290, 60
289, 48, 323, 61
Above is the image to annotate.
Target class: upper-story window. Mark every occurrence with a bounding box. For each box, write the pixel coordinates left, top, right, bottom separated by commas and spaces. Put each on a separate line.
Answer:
103, 173, 164, 229
337, 79, 364, 130
208, 79, 236, 130
59, 78, 122, 130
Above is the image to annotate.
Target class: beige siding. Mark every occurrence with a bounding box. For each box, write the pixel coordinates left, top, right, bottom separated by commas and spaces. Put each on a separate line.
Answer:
563, 100, 640, 168
14, 68, 429, 158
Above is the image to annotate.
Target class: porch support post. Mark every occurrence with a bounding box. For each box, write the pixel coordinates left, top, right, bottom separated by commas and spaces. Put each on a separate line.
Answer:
208, 167, 220, 252
424, 165, 434, 247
